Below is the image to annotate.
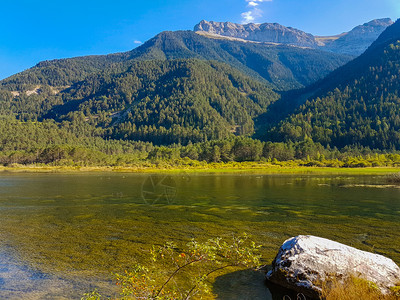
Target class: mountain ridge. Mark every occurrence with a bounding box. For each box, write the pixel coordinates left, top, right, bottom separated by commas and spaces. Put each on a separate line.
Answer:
194, 20, 319, 48
194, 18, 394, 56
322, 18, 394, 55
1, 30, 352, 92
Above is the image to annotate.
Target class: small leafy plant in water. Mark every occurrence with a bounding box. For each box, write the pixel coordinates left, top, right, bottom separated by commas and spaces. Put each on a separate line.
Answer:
81, 234, 261, 299
82, 289, 102, 300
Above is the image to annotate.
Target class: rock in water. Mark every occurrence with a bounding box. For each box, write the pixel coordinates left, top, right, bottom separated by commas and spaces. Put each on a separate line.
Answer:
266, 235, 400, 297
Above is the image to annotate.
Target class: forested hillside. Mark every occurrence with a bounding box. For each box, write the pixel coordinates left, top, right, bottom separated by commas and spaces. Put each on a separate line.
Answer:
0, 54, 126, 90
270, 19, 400, 150
0, 59, 278, 145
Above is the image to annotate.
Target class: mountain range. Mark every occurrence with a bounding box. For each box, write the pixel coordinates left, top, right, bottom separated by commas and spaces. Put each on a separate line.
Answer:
0, 17, 399, 155
1, 30, 351, 92
195, 18, 393, 56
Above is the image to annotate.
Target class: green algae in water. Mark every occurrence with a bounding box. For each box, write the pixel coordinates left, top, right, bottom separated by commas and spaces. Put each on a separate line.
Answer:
0, 173, 399, 299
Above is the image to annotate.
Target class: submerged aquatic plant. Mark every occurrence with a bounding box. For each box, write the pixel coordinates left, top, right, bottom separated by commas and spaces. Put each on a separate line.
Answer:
81, 289, 102, 300
386, 172, 400, 184
82, 234, 261, 299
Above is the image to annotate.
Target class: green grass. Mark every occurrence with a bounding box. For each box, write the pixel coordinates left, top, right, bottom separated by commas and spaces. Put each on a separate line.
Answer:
1, 163, 400, 175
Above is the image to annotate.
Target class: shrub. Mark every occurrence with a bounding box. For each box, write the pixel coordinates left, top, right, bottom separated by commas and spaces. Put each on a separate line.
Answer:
320, 276, 400, 300
82, 234, 261, 299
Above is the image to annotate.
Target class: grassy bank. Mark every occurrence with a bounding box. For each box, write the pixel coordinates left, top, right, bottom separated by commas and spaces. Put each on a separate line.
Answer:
1, 162, 400, 175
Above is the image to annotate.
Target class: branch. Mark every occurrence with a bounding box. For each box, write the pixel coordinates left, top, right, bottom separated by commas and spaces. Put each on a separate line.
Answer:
155, 258, 202, 298
184, 264, 238, 300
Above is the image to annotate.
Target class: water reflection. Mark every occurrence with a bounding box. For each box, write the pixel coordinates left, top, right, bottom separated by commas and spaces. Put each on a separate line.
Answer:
0, 248, 67, 299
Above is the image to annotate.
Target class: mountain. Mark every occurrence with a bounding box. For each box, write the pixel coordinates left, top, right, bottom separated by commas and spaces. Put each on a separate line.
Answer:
0, 31, 352, 93
321, 18, 394, 56
1, 31, 353, 92
128, 30, 352, 90
195, 19, 393, 57
0, 54, 127, 90
0, 18, 399, 164
0, 24, 355, 146
0, 21, 377, 148
0, 59, 279, 145
194, 20, 320, 48
267, 19, 400, 150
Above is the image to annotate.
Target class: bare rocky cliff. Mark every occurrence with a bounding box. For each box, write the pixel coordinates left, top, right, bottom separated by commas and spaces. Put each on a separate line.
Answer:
194, 18, 394, 56
194, 20, 320, 48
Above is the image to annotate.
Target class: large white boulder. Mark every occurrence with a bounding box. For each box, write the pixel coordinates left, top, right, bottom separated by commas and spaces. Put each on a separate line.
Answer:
266, 235, 400, 297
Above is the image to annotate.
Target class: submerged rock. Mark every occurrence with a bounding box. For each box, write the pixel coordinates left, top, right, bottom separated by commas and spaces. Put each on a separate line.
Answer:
266, 235, 400, 297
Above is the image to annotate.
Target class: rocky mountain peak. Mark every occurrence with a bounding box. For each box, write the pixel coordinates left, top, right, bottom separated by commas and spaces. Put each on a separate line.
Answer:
343, 18, 394, 39
319, 18, 394, 56
194, 20, 320, 48
369, 18, 400, 48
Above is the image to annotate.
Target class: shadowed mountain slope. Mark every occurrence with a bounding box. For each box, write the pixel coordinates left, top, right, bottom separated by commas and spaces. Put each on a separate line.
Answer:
265, 19, 400, 150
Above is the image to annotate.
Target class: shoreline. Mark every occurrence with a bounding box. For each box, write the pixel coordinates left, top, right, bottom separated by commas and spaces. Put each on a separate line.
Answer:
1, 164, 400, 175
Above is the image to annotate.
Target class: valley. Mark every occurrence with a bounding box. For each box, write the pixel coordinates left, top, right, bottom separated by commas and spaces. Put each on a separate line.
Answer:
0, 9, 400, 299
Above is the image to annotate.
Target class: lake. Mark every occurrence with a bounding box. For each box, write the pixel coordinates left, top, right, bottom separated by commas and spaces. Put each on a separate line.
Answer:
0, 172, 399, 299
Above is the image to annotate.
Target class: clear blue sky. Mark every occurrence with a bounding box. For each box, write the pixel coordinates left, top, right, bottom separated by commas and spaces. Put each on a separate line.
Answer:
0, 0, 399, 80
